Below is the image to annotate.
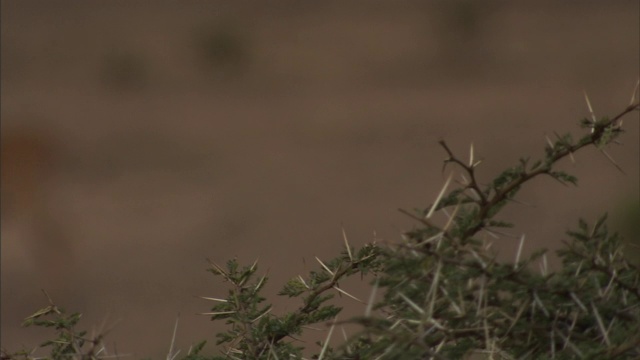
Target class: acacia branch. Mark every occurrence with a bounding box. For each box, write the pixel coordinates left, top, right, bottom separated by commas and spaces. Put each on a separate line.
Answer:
460, 101, 639, 241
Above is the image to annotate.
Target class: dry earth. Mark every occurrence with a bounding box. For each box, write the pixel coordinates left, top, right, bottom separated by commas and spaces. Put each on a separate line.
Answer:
1, 1, 639, 357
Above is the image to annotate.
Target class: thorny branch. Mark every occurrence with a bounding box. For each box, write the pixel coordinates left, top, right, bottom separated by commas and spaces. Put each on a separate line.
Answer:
405, 100, 640, 245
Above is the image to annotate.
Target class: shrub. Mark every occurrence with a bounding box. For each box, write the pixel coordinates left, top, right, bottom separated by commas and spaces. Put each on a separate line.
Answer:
3, 85, 639, 360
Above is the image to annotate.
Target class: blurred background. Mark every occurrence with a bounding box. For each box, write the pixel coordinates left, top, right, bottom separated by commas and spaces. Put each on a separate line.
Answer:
2, 1, 638, 357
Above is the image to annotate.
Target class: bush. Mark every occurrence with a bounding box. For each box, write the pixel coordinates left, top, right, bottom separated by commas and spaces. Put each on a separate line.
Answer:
3, 86, 639, 360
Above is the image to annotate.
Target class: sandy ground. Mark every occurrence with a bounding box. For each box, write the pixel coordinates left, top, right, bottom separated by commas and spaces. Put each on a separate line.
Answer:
1, 1, 639, 357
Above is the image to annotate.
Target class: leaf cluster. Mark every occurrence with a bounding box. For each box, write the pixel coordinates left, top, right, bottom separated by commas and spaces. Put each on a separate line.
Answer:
200, 243, 381, 359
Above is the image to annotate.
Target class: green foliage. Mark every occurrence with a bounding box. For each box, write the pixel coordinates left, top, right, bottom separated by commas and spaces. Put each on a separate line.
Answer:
197, 243, 382, 359
2, 293, 104, 360
2, 94, 639, 359
338, 214, 639, 359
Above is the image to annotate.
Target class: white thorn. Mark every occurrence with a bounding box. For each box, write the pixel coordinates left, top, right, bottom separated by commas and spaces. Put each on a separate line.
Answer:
426, 173, 453, 219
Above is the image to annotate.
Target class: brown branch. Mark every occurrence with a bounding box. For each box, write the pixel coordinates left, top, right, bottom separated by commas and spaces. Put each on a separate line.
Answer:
460, 102, 639, 241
